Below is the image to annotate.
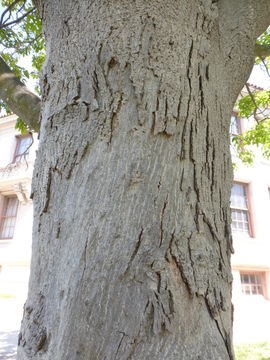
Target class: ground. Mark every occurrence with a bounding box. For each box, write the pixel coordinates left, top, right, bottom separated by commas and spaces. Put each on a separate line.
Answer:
0, 297, 24, 360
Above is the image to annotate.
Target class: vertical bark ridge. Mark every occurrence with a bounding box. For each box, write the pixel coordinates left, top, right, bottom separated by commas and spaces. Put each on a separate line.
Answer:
17, 1, 266, 359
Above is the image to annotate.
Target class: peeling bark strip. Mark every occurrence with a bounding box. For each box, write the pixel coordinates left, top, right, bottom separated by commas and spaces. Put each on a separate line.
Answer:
18, 1, 270, 360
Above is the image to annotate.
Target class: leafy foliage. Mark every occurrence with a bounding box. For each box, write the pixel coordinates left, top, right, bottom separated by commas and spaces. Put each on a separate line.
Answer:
257, 28, 270, 47
234, 27, 270, 165
0, 0, 44, 82
238, 90, 270, 120
0, 0, 44, 131
232, 120, 270, 165
15, 116, 30, 134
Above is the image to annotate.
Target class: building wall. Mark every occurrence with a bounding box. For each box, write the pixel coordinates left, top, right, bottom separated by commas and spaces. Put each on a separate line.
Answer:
0, 114, 38, 299
0, 115, 24, 166
231, 117, 270, 343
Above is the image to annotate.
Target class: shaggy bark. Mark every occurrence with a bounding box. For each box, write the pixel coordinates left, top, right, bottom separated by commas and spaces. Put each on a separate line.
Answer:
18, 1, 270, 359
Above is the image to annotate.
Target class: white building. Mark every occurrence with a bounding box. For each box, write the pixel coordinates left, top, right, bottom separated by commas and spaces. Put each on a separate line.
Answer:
0, 114, 38, 300
230, 112, 270, 344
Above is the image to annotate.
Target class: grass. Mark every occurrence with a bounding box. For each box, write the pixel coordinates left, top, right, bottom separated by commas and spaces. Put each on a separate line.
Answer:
235, 342, 270, 360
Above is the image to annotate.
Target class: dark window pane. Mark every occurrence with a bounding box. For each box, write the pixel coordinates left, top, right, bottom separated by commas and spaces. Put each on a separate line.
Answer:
231, 209, 249, 234
231, 184, 247, 208
258, 287, 263, 295
14, 135, 32, 163
240, 273, 264, 297
0, 197, 19, 239
17, 136, 32, 155
230, 115, 240, 135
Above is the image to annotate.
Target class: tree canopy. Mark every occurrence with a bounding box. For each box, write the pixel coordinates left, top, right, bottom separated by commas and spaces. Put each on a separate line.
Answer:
232, 28, 270, 164
0, 0, 42, 132
0, 0, 270, 163
0, 0, 43, 83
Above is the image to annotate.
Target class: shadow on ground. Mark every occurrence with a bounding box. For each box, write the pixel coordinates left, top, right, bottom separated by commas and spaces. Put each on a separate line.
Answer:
0, 330, 18, 360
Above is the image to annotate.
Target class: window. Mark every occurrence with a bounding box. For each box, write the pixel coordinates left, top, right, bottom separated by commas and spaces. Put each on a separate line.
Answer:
230, 114, 241, 135
231, 183, 251, 234
240, 272, 265, 296
0, 197, 19, 239
13, 134, 32, 163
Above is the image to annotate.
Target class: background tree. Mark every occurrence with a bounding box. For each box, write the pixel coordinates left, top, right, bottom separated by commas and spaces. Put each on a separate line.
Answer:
0, 0, 42, 131
1, 1, 270, 360
0, 0, 44, 79
233, 28, 270, 164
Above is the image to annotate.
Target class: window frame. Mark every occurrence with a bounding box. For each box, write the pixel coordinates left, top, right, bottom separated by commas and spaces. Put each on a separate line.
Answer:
0, 196, 19, 240
231, 182, 254, 237
240, 271, 267, 299
13, 133, 33, 163
230, 113, 242, 136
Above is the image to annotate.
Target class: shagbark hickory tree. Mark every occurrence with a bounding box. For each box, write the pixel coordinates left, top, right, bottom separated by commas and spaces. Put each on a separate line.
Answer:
14, 1, 270, 359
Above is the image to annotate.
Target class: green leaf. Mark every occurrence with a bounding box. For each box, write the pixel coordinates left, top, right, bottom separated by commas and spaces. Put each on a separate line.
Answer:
232, 119, 270, 165
15, 117, 29, 135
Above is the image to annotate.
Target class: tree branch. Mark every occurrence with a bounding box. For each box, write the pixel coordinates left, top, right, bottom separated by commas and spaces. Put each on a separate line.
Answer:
254, 43, 270, 58
253, 1, 270, 39
259, 56, 270, 78
0, 0, 22, 26
0, 56, 40, 131
0, 7, 35, 29
245, 83, 261, 123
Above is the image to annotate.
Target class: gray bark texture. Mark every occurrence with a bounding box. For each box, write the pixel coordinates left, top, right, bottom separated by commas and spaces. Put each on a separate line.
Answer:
17, 1, 270, 359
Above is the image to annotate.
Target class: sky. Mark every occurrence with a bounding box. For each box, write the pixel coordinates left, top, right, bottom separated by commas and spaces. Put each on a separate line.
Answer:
248, 64, 270, 89
18, 55, 37, 93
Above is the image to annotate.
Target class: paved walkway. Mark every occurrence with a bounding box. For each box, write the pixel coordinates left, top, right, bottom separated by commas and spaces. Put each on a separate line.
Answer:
0, 298, 25, 360
0, 330, 18, 360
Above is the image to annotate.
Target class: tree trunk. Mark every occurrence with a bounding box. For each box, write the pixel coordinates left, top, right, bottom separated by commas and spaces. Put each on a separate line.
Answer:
17, 1, 270, 359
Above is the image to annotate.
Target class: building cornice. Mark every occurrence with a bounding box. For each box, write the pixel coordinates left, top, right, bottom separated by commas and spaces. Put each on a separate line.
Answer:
0, 114, 17, 131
